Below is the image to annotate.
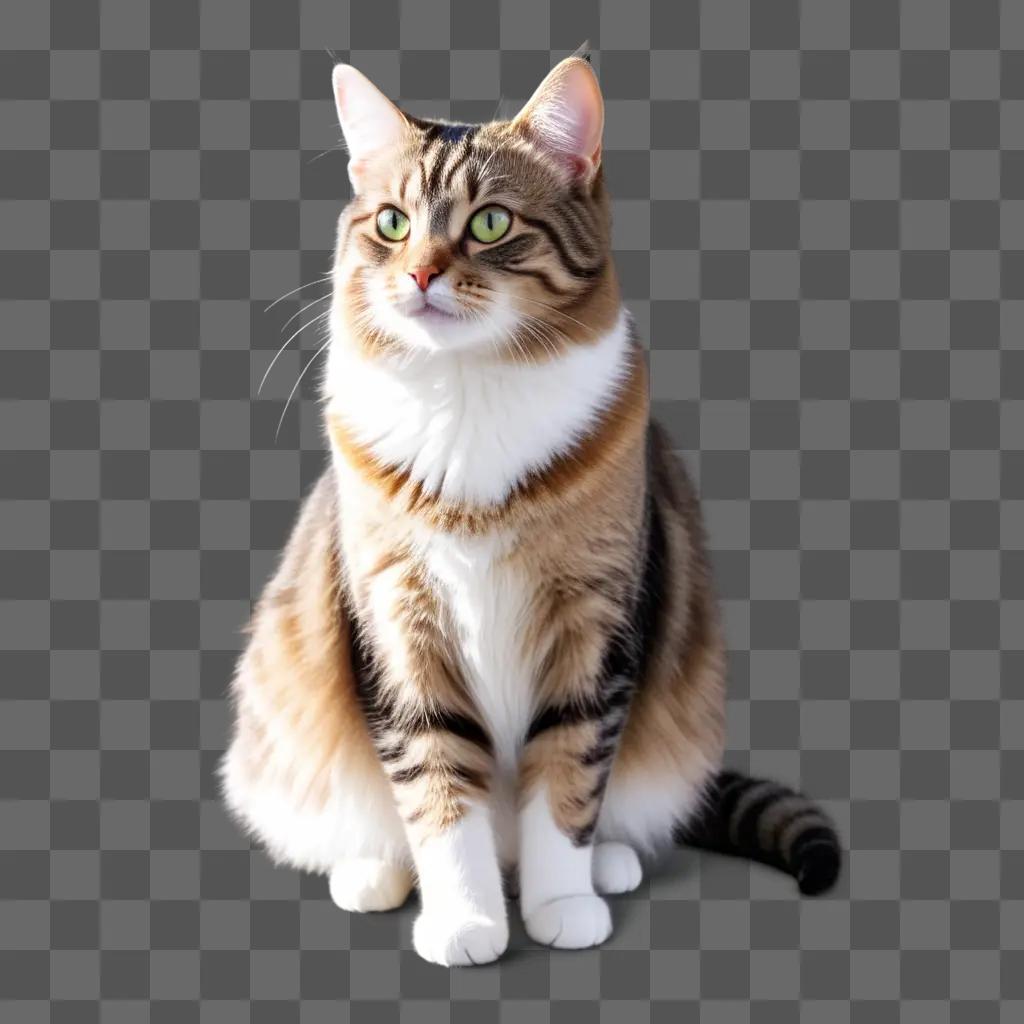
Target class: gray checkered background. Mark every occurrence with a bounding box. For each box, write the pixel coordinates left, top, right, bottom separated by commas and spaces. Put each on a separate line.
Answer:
1, 0, 1022, 1019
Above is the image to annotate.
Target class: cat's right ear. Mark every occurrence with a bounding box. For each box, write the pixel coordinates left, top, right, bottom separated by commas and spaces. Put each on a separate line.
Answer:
332, 64, 408, 193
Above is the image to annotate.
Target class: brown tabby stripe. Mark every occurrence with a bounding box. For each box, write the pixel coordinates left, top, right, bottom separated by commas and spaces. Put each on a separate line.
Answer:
473, 234, 542, 267
347, 579, 493, 833
518, 213, 604, 280
499, 264, 571, 296
426, 132, 477, 198
464, 161, 482, 204
562, 207, 603, 266
562, 196, 596, 241
442, 142, 476, 191
337, 210, 374, 254
411, 122, 474, 201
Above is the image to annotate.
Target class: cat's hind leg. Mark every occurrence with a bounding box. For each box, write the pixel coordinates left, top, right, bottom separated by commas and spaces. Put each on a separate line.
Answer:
592, 841, 643, 894
329, 857, 413, 912
220, 715, 411, 888
592, 769, 705, 896
221, 470, 412, 897
597, 764, 706, 855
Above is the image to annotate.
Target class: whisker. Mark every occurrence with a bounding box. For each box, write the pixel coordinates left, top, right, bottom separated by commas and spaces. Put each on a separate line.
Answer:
264, 276, 334, 312
275, 335, 333, 442
308, 143, 345, 165
479, 286, 598, 335
519, 298, 597, 335
258, 308, 332, 395
280, 292, 332, 332
514, 312, 570, 361
511, 333, 535, 368
505, 320, 547, 367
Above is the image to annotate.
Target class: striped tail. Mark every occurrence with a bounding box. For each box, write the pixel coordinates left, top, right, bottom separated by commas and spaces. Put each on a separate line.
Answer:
674, 770, 842, 896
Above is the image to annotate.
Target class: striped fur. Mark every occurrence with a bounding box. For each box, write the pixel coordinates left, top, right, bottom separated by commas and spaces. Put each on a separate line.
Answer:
676, 771, 842, 897
222, 55, 841, 967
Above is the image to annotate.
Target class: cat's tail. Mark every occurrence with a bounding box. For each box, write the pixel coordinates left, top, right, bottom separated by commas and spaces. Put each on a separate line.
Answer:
673, 770, 842, 896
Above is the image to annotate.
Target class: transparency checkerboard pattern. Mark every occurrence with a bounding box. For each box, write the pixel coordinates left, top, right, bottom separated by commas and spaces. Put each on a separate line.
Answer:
1, 0, 1021, 1018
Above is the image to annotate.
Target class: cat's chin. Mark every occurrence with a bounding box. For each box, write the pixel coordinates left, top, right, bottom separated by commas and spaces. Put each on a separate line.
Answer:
392, 319, 488, 354
358, 278, 519, 356
378, 308, 512, 357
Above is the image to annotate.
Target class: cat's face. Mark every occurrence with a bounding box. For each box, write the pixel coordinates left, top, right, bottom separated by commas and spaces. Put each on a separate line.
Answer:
331, 58, 618, 358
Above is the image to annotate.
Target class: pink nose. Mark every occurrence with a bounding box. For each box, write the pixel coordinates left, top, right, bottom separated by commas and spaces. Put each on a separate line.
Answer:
410, 265, 441, 292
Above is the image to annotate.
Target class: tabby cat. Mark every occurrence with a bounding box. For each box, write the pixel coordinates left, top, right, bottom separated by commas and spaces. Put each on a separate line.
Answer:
222, 55, 841, 966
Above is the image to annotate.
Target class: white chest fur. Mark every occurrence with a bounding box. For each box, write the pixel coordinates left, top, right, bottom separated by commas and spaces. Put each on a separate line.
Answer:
421, 529, 533, 866
421, 530, 534, 773
325, 309, 631, 507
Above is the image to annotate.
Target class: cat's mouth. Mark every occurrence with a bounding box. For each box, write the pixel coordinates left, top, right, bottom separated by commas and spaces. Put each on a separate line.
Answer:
403, 297, 462, 323
408, 305, 456, 321
381, 287, 508, 351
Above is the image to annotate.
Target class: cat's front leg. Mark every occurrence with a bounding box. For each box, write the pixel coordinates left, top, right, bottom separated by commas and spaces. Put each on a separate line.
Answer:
373, 693, 507, 965
410, 797, 507, 966
355, 588, 507, 965
518, 672, 635, 949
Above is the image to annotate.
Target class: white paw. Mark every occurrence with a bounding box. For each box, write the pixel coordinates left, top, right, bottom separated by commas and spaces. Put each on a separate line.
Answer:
329, 858, 413, 913
523, 894, 612, 949
413, 910, 509, 966
593, 842, 643, 894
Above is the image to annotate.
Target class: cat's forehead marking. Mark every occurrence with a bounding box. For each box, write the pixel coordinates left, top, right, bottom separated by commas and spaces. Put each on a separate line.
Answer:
393, 122, 488, 231
434, 122, 475, 144
428, 198, 453, 237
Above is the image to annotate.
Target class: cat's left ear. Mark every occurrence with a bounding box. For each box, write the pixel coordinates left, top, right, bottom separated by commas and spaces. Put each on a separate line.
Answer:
513, 55, 604, 183
332, 63, 409, 193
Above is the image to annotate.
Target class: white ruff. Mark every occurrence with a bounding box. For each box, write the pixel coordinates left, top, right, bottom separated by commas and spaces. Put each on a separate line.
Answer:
325, 308, 631, 507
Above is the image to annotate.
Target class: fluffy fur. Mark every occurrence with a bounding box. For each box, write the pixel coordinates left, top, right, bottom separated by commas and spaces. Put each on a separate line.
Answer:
223, 55, 841, 966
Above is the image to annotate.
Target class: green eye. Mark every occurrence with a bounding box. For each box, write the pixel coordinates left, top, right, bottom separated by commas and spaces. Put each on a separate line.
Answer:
469, 206, 511, 244
376, 207, 410, 241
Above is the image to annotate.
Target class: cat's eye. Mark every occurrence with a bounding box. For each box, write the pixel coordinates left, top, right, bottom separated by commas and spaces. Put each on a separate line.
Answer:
376, 206, 410, 242
468, 206, 511, 244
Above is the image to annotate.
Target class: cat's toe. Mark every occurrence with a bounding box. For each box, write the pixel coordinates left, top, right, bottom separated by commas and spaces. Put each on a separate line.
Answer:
524, 894, 612, 949
593, 841, 643, 894
329, 858, 413, 913
413, 911, 509, 966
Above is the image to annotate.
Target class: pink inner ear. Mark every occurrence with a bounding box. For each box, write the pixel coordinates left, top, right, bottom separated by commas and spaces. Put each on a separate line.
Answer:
567, 155, 591, 179
519, 59, 605, 179
332, 63, 408, 170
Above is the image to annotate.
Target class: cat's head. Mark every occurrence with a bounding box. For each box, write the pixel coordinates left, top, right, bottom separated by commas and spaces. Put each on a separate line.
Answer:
330, 55, 618, 358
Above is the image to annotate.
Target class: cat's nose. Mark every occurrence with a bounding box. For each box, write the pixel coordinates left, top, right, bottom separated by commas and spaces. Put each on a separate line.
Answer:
409, 265, 441, 292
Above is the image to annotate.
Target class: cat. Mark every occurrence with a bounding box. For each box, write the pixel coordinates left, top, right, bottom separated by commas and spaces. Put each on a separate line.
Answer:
222, 54, 841, 967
